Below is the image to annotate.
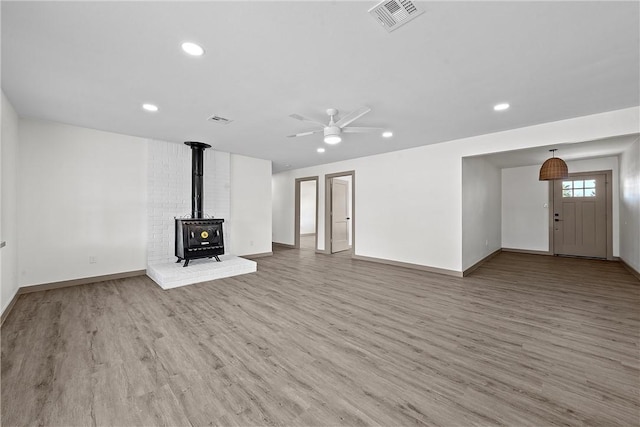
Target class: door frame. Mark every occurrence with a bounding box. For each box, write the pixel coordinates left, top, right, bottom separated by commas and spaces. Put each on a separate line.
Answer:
294, 176, 319, 250
548, 169, 613, 260
324, 171, 355, 256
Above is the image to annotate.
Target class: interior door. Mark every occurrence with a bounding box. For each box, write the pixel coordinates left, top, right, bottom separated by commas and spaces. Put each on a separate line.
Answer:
553, 174, 607, 258
331, 178, 350, 253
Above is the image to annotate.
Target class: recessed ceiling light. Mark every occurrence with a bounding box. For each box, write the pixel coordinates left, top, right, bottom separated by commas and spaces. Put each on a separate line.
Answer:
382, 131, 393, 138
494, 103, 510, 111
142, 103, 158, 112
317, 148, 325, 153
324, 135, 342, 145
181, 42, 205, 56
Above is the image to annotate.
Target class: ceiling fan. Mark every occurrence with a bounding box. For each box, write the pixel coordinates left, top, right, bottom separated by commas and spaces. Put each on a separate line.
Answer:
287, 107, 389, 144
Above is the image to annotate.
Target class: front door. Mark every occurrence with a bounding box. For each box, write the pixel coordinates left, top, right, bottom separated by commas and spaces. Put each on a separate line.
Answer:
331, 178, 350, 253
553, 173, 607, 258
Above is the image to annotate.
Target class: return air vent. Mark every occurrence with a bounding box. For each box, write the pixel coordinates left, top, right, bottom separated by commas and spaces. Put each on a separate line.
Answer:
207, 114, 233, 125
368, 0, 424, 32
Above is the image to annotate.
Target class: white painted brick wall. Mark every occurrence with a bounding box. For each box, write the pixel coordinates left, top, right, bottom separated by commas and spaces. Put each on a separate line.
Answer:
147, 140, 231, 265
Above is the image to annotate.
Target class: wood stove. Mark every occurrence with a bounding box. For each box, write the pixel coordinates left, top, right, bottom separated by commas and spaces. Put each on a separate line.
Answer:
175, 141, 225, 267
175, 218, 224, 267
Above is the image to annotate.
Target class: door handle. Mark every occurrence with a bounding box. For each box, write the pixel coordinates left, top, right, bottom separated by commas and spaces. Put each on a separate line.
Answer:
346, 217, 351, 220
554, 219, 562, 222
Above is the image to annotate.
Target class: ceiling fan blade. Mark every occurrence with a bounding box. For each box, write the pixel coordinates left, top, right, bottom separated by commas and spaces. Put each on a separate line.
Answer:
289, 113, 326, 128
335, 107, 371, 128
287, 129, 323, 138
342, 127, 384, 133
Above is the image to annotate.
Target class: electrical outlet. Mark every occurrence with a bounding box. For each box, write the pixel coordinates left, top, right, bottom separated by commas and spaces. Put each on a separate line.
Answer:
89, 256, 97, 264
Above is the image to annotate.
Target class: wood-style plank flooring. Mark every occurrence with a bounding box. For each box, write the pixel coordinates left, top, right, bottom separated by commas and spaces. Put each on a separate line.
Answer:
2, 248, 639, 426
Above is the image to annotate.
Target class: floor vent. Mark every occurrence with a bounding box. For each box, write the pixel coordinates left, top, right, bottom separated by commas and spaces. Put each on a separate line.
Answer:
368, 0, 424, 33
207, 114, 233, 125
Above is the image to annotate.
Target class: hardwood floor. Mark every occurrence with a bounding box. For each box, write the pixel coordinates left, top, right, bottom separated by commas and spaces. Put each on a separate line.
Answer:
299, 234, 316, 250
2, 250, 638, 426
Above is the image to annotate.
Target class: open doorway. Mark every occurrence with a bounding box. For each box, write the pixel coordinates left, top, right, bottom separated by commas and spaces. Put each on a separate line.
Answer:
325, 171, 355, 255
294, 177, 318, 250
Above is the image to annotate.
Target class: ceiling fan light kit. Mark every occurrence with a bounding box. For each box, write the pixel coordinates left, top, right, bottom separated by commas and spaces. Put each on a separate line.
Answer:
324, 136, 342, 145
324, 126, 342, 144
539, 149, 569, 181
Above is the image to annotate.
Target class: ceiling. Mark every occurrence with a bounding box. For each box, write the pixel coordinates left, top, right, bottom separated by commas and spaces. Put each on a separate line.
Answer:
472, 133, 640, 169
2, 1, 639, 172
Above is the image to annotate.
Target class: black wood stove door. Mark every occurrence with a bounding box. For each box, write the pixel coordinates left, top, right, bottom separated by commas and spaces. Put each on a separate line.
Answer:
186, 223, 223, 248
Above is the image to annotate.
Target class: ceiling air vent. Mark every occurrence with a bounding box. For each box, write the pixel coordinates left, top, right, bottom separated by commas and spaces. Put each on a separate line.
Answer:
207, 114, 233, 125
368, 0, 424, 33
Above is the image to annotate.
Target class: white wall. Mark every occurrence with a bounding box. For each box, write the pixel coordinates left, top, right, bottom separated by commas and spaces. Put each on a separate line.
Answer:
18, 119, 149, 287
1, 92, 20, 314
147, 140, 230, 264
272, 107, 639, 273
1, 116, 273, 293
619, 138, 640, 272
300, 180, 316, 235
501, 156, 620, 255
230, 154, 272, 256
462, 156, 501, 270
502, 165, 549, 251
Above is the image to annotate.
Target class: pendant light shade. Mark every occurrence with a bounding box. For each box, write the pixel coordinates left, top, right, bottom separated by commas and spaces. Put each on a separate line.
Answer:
539, 149, 569, 181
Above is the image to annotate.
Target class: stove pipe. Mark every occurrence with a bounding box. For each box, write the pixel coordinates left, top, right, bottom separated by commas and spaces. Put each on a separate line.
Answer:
184, 141, 211, 219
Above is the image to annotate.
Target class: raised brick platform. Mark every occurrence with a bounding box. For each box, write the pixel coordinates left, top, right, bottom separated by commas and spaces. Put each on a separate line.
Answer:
147, 255, 257, 290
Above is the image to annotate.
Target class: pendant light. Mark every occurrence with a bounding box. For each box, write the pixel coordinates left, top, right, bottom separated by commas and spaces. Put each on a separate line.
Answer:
539, 149, 569, 181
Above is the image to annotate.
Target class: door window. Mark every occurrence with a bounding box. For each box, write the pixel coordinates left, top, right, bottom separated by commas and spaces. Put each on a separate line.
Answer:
562, 179, 596, 198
